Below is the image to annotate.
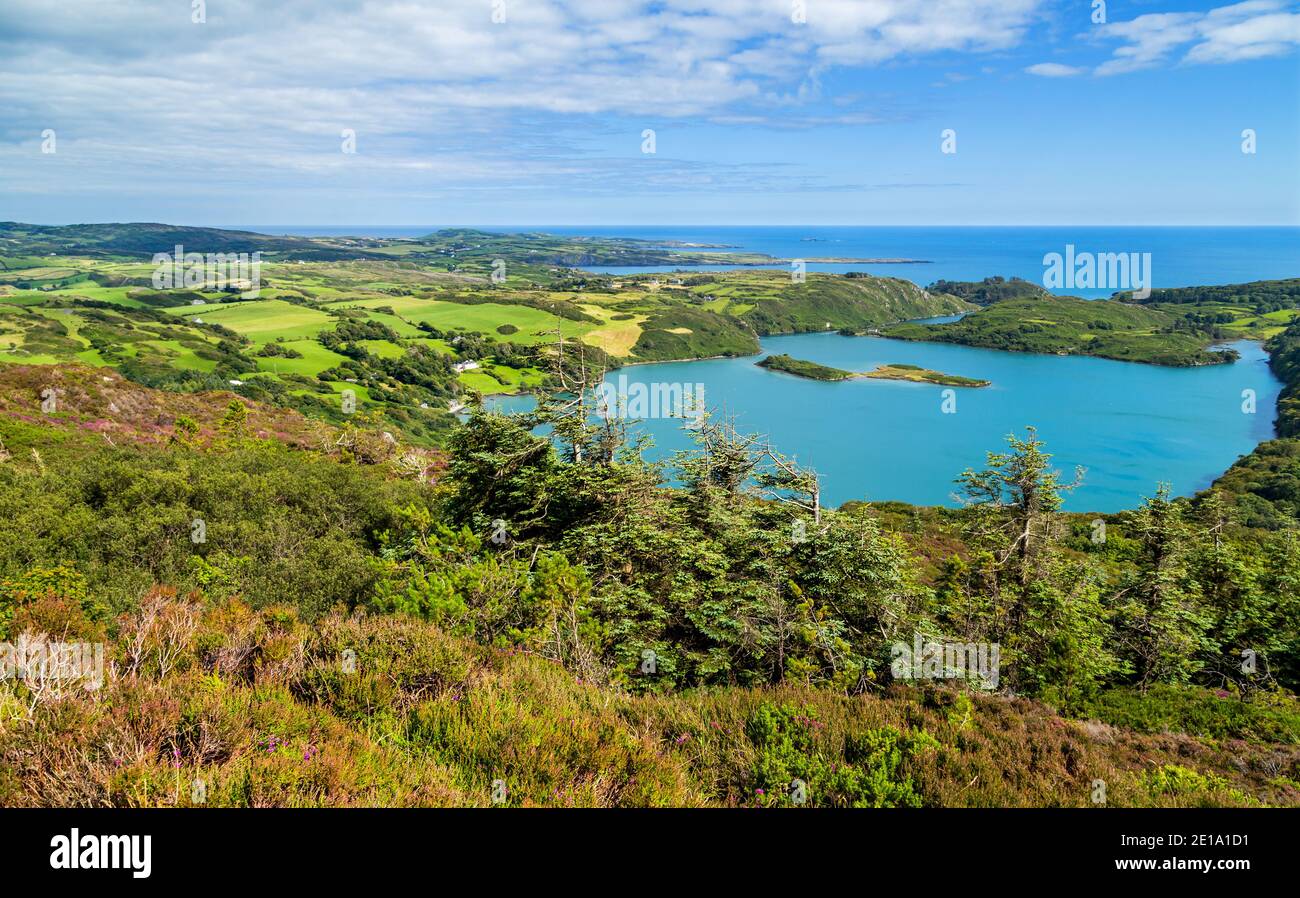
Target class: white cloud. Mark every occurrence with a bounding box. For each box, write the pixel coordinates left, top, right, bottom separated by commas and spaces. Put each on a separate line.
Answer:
1024, 62, 1085, 77
2, 0, 1295, 214
1185, 9, 1300, 62
0, 0, 1049, 204
0, 1, 1046, 116
1093, 1, 1300, 75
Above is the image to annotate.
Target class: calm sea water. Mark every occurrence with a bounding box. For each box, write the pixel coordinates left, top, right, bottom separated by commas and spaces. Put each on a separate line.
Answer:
255, 225, 1300, 297
490, 332, 1281, 513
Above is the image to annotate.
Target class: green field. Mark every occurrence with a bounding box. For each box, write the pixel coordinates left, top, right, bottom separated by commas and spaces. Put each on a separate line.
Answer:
164, 299, 336, 343
327, 296, 594, 344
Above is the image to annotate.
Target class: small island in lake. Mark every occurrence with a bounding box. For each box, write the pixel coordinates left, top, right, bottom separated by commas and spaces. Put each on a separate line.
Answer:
756, 354, 990, 387
757, 354, 856, 380
865, 363, 991, 387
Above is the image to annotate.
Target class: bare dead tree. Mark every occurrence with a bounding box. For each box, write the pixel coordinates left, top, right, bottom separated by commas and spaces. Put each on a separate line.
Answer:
536, 324, 624, 465
757, 445, 822, 524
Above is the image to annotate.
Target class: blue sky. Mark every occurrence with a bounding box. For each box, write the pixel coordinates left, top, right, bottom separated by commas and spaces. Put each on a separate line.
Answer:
1, 0, 1297, 225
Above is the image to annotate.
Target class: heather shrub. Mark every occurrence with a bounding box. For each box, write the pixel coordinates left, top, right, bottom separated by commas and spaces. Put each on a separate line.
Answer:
0, 565, 104, 641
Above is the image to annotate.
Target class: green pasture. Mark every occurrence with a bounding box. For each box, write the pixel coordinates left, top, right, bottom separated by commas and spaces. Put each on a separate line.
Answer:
357, 339, 406, 359
457, 362, 544, 395
163, 299, 334, 343
255, 340, 350, 376
328, 296, 592, 344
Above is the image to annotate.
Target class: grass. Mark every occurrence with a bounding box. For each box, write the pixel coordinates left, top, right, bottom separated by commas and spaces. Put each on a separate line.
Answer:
575, 306, 647, 356
256, 341, 350, 377
327, 297, 593, 344
164, 299, 336, 343
1218, 307, 1300, 339
1079, 685, 1300, 745
152, 342, 219, 372
458, 363, 545, 395
39, 285, 151, 307
356, 309, 426, 338
1, 592, 1291, 808
357, 339, 407, 359
410, 337, 455, 356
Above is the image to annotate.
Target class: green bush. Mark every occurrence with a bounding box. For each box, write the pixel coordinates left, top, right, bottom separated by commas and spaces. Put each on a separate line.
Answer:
746, 702, 934, 807
1079, 685, 1300, 744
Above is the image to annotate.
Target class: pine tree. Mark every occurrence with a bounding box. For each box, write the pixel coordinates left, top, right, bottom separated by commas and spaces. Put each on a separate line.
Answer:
951, 428, 1090, 691
1115, 486, 1212, 688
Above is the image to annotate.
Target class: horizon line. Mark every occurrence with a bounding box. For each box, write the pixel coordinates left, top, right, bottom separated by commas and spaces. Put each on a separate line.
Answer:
13, 221, 1300, 230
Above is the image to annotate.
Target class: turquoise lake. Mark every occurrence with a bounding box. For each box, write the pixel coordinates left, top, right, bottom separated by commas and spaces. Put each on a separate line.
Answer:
276, 225, 1293, 512
489, 330, 1282, 513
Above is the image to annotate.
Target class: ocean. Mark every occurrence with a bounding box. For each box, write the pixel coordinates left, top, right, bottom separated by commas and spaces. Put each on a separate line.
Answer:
248, 225, 1300, 297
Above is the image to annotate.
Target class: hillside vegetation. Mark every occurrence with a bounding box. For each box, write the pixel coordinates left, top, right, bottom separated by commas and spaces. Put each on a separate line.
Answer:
0, 222, 381, 262
738, 274, 971, 336
6, 595, 1291, 808
1118, 278, 1300, 340
2, 225, 1297, 808
0, 358, 1298, 807
0, 223, 919, 270
1268, 319, 1300, 438
1120, 278, 1300, 312
0, 226, 968, 443
882, 294, 1239, 366
1211, 320, 1300, 528
926, 276, 1051, 305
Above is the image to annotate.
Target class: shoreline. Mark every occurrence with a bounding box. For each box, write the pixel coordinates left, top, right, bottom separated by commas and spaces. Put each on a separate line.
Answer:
464, 332, 1271, 403
582, 258, 932, 272
593, 330, 1265, 373
474, 330, 1282, 514
879, 332, 1260, 369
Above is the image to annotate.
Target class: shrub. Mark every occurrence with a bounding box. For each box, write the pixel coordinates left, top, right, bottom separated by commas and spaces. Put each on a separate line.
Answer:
746, 702, 934, 807
1141, 764, 1259, 807
0, 565, 103, 641
1080, 685, 1300, 744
